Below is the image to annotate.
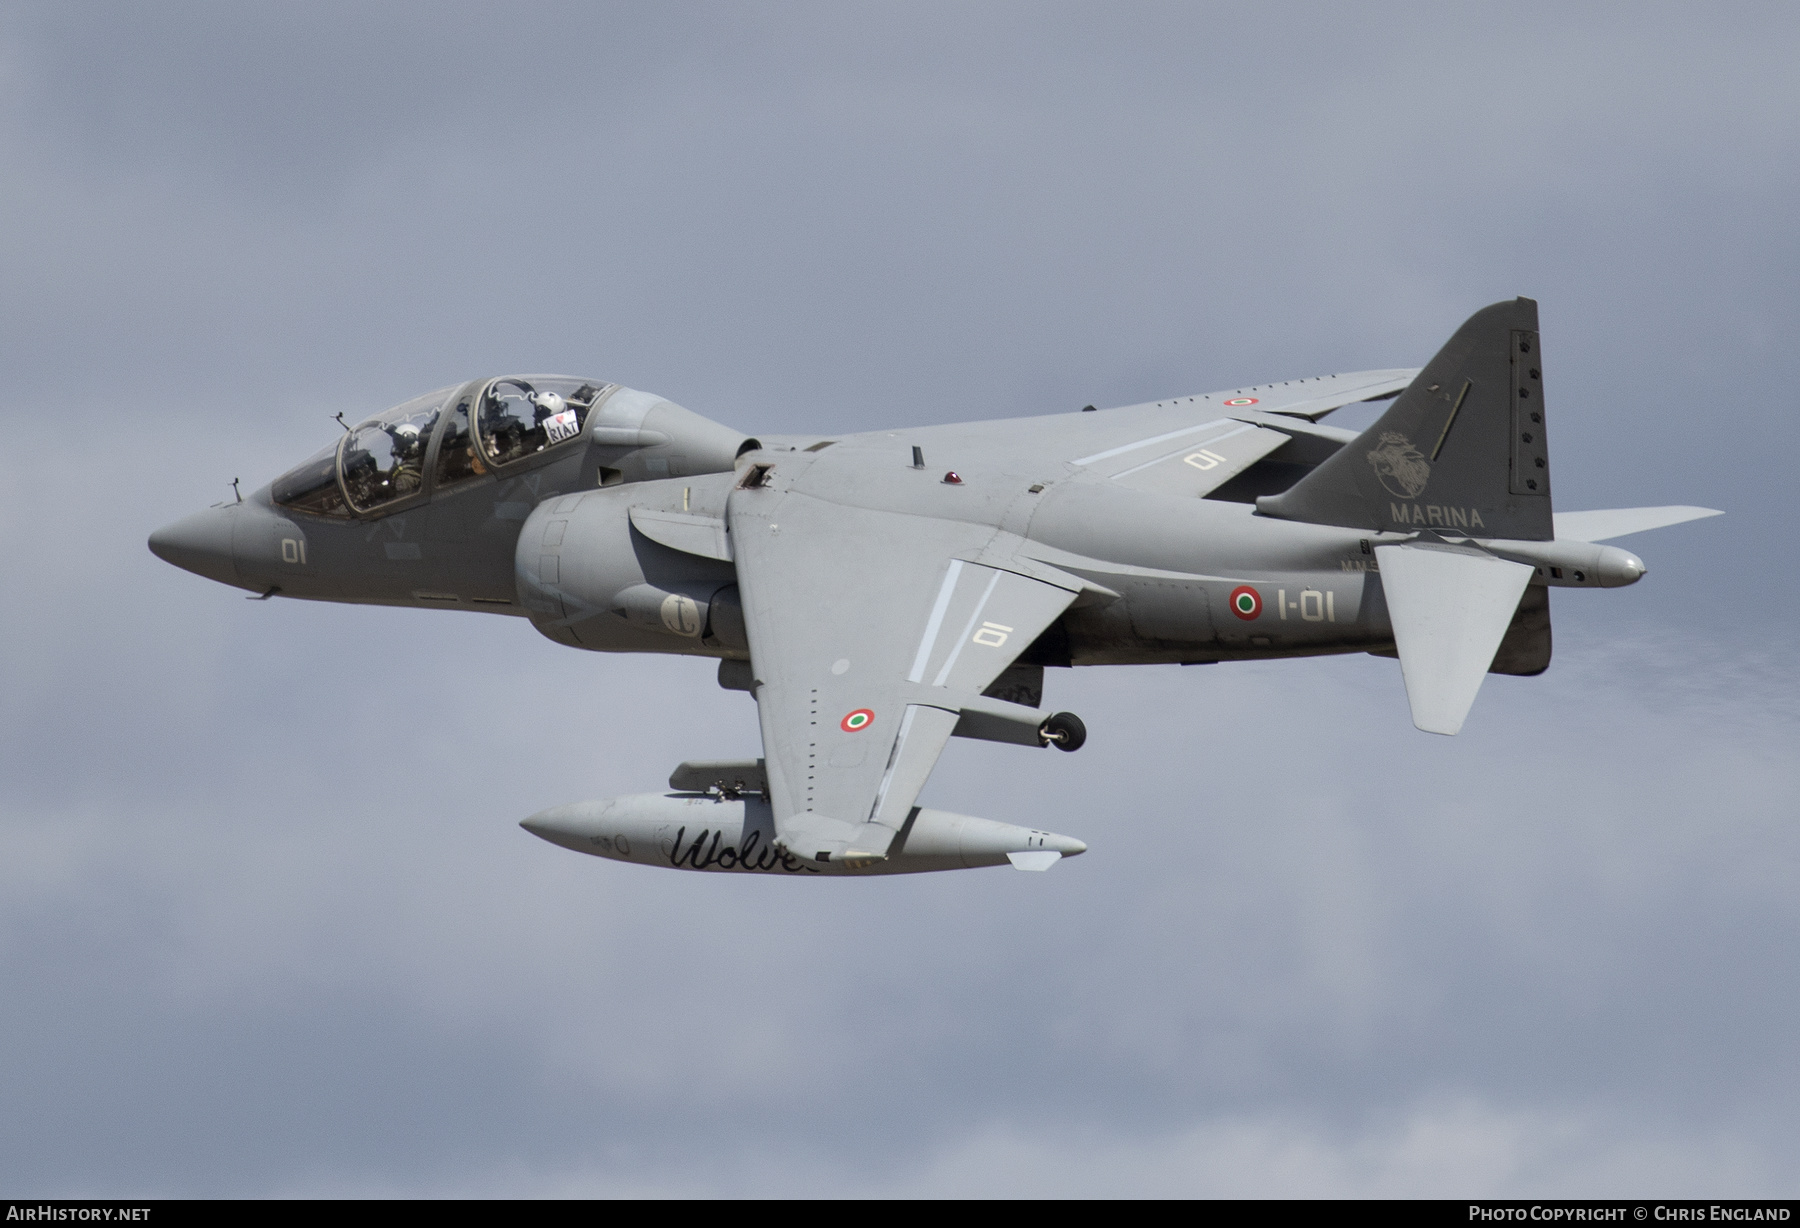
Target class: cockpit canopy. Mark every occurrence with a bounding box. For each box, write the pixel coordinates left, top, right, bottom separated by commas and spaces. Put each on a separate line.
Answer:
271, 375, 612, 519
478, 377, 605, 466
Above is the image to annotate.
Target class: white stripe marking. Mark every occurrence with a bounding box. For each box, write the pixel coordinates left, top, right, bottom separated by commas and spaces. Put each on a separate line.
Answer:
1072, 418, 1233, 466
932, 568, 1003, 686
868, 704, 920, 823
1107, 423, 1259, 480
908, 559, 963, 683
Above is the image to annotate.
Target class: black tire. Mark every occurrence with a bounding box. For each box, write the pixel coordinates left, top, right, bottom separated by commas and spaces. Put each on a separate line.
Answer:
1040, 711, 1086, 752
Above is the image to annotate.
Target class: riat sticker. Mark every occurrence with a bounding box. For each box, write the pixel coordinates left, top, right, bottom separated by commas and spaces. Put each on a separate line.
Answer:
545, 410, 582, 444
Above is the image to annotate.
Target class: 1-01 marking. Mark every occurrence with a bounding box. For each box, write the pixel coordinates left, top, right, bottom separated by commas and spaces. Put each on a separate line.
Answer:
1277, 589, 1335, 622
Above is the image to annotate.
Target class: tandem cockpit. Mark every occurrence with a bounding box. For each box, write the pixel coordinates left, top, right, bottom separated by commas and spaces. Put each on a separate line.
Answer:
270, 376, 621, 519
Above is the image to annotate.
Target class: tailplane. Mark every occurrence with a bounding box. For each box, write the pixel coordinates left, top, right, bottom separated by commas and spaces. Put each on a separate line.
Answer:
1258, 298, 1553, 541
1374, 543, 1535, 734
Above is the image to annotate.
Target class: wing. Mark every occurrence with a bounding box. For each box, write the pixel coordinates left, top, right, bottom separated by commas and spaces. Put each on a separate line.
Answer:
1088, 369, 1417, 421
1076, 419, 1296, 498
1186, 368, 1420, 421
1052, 370, 1419, 498
727, 486, 1079, 867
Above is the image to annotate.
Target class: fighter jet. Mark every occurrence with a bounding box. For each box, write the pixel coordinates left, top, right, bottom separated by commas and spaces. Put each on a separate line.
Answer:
150, 299, 1718, 877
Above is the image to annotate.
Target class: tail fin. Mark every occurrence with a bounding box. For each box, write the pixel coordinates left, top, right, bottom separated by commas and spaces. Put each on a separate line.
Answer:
1258, 298, 1553, 541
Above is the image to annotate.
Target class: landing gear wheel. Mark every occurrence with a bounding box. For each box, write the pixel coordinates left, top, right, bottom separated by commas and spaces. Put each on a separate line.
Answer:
1038, 711, 1086, 752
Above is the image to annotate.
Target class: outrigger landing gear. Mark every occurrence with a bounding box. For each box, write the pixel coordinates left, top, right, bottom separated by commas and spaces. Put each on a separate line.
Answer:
1038, 711, 1087, 752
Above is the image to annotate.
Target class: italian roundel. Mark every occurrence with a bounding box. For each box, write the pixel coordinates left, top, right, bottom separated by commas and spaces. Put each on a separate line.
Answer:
841, 709, 874, 732
1228, 585, 1262, 620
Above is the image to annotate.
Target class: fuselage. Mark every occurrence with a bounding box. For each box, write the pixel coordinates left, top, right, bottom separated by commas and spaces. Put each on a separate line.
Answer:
150, 375, 1426, 675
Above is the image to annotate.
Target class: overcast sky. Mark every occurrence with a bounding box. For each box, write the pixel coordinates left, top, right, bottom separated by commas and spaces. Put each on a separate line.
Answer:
2, 1, 1796, 1197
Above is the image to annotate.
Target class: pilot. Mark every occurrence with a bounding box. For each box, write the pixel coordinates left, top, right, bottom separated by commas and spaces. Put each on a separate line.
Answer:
482, 382, 534, 461
529, 390, 565, 426
384, 421, 426, 493
387, 420, 423, 457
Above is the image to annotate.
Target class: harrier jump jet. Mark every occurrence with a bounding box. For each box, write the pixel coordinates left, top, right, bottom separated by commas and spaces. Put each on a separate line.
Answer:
149, 299, 1718, 877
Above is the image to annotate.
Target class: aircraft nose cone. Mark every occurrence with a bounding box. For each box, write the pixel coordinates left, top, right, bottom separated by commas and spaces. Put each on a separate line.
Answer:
148, 506, 239, 587
1050, 833, 1087, 857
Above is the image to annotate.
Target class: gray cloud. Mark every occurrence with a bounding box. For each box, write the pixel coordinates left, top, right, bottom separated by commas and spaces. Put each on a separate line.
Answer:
1, 1, 1796, 1196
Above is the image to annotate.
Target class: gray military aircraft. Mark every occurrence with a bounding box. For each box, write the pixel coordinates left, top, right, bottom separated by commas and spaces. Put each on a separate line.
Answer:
150, 299, 1718, 877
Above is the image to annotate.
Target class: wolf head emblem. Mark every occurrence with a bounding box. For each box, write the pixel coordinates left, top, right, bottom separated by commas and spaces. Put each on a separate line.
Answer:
1367, 432, 1430, 499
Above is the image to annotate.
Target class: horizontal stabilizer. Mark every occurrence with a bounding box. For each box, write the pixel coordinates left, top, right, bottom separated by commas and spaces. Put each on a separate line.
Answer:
1375, 543, 1535, 735
1552, 506, 1722, 542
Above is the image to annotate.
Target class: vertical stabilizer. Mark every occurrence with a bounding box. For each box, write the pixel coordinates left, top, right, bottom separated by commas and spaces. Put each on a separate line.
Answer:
1258, 299, 1554, 541
1374, 543, 1534, 735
